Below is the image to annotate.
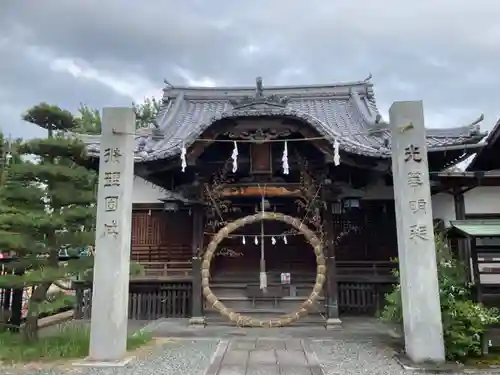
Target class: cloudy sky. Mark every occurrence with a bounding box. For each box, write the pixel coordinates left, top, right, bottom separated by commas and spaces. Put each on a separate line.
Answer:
1, 0, 500, 140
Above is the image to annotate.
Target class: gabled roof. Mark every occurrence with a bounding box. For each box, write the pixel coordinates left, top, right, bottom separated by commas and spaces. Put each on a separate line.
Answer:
467, 118, 500, 171
81, 76, 486, 162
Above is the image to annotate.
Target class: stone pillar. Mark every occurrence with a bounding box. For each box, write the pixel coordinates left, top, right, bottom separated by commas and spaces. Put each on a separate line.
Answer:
323, 200, 341, 328
389, 101, 445, 363
189, 203, 206, 326
87, 108, 135, 365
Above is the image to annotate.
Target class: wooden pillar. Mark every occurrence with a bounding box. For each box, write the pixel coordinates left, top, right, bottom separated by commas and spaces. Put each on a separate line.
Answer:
453, 190, 472, 280
470, 238, 482, 303
322, 188, 341, 328
189, 203, 205, 326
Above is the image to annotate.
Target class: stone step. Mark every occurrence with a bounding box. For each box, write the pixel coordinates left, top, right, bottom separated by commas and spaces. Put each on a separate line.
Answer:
205, 311, 327, 326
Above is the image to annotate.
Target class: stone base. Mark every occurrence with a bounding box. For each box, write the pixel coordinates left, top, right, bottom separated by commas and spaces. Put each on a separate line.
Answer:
189, 316, 206, 326
72, 356, 134, 368
326, 318, 342, 329
394, 353, 462, 373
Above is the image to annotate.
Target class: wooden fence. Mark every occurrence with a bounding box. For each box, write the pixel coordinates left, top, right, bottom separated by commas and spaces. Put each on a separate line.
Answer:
74, 280, 193, 320
338, 282, 395, 315
138, 261, 192, 278
0, 262, 23, 330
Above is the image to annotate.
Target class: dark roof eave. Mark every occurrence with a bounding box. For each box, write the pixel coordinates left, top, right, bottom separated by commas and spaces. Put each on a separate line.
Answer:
467, 118, 500, 171
428, 142, 485, 153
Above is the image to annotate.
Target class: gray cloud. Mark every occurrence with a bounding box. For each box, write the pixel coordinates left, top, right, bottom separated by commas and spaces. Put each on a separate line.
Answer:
1, 0, 500, 140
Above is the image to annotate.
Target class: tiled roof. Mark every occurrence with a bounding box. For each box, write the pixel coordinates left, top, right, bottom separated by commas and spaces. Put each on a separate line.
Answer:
81, 77, 486, 161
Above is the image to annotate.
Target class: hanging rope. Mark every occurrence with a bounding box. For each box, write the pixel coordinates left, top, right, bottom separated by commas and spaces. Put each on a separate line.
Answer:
180, 143, 187, 172
231, 141, 238, 173
282, 141, 289, 175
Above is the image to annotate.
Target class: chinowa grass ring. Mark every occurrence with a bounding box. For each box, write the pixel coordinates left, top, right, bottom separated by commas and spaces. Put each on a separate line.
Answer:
201, 211, 326, 327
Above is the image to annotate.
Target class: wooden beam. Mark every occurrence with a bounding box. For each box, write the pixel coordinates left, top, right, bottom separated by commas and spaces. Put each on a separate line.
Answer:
220, 185, 302, 197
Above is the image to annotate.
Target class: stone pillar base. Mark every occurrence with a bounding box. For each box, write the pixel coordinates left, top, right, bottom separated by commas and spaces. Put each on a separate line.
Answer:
326, 318, 342, 329
188, 316, 206, 327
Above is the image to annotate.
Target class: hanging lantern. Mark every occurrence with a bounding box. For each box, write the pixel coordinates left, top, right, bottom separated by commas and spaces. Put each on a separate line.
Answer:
282, 140, 289, 175
271, 236, 276, 245
242, 236, 246, 245
180, 143, 187, 172
231, 141, 239, 173
333, 139, 340, 166
254, 236, 258, 245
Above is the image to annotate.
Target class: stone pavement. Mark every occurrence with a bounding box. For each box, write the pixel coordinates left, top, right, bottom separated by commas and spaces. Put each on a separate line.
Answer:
5, 318, 492, 375
205, 338, 322, 375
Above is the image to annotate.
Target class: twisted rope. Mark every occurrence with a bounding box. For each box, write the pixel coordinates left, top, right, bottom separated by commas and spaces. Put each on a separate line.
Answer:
201, 211, 326, 327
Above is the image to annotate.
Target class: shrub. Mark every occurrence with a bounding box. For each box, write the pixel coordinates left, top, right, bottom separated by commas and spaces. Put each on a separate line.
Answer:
381, 232, 499, 361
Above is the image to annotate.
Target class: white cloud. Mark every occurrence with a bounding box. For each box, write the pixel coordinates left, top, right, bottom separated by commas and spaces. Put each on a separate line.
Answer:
49, 58, 160, 102
173, 66, 218, 87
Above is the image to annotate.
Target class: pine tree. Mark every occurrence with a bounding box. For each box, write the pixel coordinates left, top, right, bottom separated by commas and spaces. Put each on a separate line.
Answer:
0, 104, 97, 341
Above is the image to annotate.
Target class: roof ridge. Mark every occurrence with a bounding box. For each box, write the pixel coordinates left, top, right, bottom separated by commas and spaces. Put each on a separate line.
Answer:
162, 74, 374, 96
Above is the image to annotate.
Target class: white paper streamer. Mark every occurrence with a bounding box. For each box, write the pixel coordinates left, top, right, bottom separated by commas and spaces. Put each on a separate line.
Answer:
242, 236, 246, 245
254, 236, 258, 245
180, 143, 187, 172
260, 272, 268, 290
282, 140, 289, 175
333, 139, 340, 166
271, 236, 276, 245
283, 236, 288, 244
231, 141, 238, 173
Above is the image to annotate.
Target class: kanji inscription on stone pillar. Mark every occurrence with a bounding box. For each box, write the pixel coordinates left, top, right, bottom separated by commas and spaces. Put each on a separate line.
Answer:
389, 101, 445, 363
88, 108, 135, 365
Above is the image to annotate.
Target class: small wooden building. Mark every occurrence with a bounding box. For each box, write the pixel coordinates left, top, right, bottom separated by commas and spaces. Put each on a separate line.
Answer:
79, 76, 500, 325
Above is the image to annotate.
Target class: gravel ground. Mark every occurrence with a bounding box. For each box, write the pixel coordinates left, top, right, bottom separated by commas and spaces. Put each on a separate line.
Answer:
311, 339, 481, 375
2, 339, 219, 375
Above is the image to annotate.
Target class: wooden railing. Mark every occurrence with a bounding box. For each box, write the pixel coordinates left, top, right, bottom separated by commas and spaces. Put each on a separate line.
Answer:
74, 280, 192, 320
136, 261, 192, 279
336, 261, 397, 281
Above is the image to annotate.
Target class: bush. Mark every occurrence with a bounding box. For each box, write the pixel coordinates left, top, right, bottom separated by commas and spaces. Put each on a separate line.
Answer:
381, 232, 499, 361
0, 324, 151, 363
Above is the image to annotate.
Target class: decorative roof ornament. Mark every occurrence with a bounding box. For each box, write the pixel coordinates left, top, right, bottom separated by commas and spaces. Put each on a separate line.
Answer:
469, 114, 484, 135
363, 73, 373, 82
229, 76, 289, 109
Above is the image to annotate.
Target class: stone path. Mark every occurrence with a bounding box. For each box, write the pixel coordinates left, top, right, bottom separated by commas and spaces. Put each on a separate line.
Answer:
206, 338, 322, 375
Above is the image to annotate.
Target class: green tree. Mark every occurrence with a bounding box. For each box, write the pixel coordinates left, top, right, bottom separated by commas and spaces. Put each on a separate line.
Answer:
73, 104, 102, 135
133, 97, 161, 129
72, 97, 161, 134
0, 105, 96, 341
1, 133, 23, 183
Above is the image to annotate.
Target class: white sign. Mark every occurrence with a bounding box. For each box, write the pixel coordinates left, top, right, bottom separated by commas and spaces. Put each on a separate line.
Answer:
280, 272, 291, 284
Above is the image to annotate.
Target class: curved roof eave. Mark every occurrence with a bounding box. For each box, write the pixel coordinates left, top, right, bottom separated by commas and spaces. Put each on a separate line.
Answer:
141, 107, 390, 162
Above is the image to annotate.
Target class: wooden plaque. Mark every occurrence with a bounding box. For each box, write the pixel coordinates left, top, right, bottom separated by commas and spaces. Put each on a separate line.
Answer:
250, 143, 272, 174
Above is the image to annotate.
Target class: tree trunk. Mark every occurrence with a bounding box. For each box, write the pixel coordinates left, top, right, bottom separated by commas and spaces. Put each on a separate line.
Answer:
22, 283, 51, 342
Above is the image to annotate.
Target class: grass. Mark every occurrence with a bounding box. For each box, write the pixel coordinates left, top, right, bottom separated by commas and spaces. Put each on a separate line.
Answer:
0, 324, 152, 364
464, 348, 500, 367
